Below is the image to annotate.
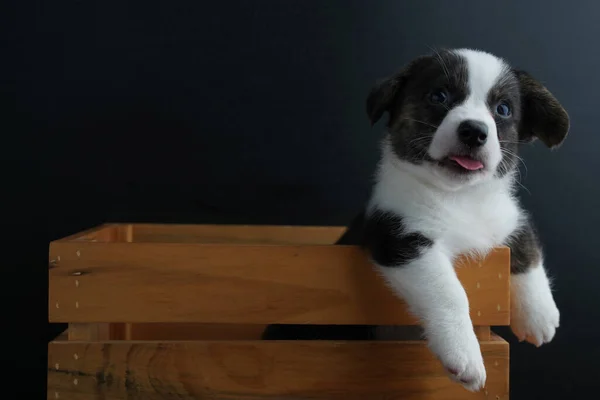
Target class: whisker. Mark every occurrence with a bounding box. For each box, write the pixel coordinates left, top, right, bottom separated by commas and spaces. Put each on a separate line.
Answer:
500, 148, 529, 179
497, 157, 529, 195
400, 118, 440, 129
499, 139, 531, 145
515, 179, 531, 195
505, 162, 531, 195
501, 148, 527, 168
408, 136, 432, 146
406, 132, 437, 151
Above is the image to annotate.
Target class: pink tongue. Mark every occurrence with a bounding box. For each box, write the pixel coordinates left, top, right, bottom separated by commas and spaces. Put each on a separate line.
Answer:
450, 156, 483, 171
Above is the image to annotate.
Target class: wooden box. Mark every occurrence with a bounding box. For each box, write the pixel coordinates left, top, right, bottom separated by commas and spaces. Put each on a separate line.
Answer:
48, 223, 510, 399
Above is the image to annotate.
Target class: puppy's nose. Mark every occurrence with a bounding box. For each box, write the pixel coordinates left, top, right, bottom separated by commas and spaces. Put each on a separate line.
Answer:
458, 120, 488, 147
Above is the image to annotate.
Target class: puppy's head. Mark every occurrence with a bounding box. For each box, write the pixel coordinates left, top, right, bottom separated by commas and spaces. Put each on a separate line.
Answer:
368, 48, 570, 188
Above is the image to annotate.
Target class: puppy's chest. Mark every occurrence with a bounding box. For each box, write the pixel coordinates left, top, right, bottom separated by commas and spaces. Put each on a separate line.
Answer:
404, 192, 520, 255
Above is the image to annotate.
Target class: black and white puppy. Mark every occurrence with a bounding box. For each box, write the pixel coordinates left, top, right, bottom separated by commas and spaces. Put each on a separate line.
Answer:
362, 48, 569, 391
262, 48, 569, 392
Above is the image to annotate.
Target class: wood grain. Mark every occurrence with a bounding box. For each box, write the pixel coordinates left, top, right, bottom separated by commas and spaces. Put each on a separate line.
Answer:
129, 223, 347, 245
48, 338, 509, 400
48, 242, 510, 325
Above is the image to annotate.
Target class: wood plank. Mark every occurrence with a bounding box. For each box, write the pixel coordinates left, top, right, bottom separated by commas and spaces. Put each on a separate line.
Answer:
48, 338, 509, 400
48, 242, 510, 325
128, 223, 348, 245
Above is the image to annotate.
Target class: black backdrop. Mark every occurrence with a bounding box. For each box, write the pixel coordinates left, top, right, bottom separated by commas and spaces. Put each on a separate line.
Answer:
6, 1, 600, 398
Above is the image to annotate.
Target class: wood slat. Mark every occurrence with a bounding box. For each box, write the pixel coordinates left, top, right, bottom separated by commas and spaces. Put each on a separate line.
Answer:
48, 338, 509, 400
129, 223, 347, 245
49, 242, 509, 325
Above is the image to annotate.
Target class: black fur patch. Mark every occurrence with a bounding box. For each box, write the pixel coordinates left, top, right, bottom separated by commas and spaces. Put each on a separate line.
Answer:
485, 68, 523, 177
367, 50, 469, 165
514, 70, 570, 149
364, 209, 433, 267
505, 215, 542, 274
487, 67, 570, 178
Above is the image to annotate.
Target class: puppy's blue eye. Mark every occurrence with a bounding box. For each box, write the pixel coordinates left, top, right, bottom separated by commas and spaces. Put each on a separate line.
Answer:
429, 89, 448, 104
496, 102, 511, 117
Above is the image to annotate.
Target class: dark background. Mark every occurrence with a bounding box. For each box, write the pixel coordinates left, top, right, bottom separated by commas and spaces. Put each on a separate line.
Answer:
5, 0, 599, 398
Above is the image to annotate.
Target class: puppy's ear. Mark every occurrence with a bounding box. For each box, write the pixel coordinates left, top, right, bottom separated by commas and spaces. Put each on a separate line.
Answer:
366, 57, 428, 126
515, 70, 570, 149
366, 74, 404, 126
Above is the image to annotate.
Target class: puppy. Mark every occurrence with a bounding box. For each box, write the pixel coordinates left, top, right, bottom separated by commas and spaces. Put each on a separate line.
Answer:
263, 48, 569, 392
361, 48, 569, 391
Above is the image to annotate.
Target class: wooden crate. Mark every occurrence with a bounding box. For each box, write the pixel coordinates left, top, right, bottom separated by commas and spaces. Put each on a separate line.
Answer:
48, 223, 510, 399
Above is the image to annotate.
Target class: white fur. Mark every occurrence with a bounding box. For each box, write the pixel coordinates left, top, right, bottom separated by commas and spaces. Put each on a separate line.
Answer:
367, 49, 559, 392
369, 142, 515, 391
510, 263, 560, 346
374, 243, 486, 391
370, 141, 521, 257
429, 49, 509, 184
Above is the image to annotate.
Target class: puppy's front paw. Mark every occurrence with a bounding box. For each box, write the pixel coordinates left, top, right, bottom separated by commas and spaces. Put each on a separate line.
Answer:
426, 322, 486, 392
511, 266, 560, 346
511, 290, 559, 346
